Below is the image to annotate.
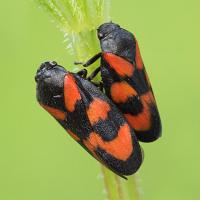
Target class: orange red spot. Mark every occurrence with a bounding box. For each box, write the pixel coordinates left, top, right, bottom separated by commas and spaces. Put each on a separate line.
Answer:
84, 123, 133, 161
41, 104, 66, 120
135, 39, 143, 69
125, 110, 151, 132
141, 91, 155, 105
124, 91, 157, 131
66, 129, 80, 141
103, 53, 134, 77
64, 74, 81, 112
111, 82, 137, 103
87, 98, 111, 125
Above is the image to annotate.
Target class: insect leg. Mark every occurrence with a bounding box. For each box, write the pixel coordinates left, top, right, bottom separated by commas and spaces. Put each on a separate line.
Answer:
88, 67, 101, 81
99, 82, 104, 92
74, 52, 102, 67
77, 69, 88, 78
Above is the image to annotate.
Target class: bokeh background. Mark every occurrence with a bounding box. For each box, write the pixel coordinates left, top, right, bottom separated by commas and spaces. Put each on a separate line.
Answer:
1, 1, 200, 200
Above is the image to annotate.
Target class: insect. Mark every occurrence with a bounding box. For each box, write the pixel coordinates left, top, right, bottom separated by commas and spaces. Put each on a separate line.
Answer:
35, 61, 143, 179
75, 22, 162, 142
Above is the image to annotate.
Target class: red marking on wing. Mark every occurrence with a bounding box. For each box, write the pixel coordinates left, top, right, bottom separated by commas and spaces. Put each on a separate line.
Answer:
66, 129, 80, 141
87, 98, 111, 125
64, 74, 81, 112
135, 39, 143, 69
41, 104, 66, 120
124, 91, 156, 131
141, 91, 156, 104
103, 53, 134, 77
84, 123, 133, 161
111, 82, 138, 103
125, 111, 151, 131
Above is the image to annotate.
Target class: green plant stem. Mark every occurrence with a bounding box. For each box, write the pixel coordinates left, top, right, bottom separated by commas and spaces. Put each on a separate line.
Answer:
102, 166, 140, 200
35, 1, 141, 199
101, 166, 122, 200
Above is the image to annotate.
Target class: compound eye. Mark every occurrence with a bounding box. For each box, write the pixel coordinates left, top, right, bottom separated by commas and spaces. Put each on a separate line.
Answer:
98, 32, 104, 39
49, 61, 57, 67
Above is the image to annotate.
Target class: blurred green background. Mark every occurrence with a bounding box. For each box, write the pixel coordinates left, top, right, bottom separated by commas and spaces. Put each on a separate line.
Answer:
0, 1, 200, 200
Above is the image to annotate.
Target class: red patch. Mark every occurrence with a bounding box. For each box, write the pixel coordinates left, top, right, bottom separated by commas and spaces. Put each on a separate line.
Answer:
103, 53, 134, 77
64, 74, 81, 112
125, 111, 151, 132
84, 123, 133, 161
141, 91, 156, 105
124, 91, 155, 132
41, 104, 66, 120
111, 82, 137, 103
87, 98, 111, 125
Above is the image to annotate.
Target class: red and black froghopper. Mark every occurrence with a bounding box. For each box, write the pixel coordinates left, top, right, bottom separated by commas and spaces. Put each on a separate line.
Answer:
77, 22, 162, 142
35, 61, 143, 179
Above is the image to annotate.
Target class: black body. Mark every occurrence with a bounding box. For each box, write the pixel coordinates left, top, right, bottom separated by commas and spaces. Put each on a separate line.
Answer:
80, 22, 162, 142
35, 61, 143, 178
